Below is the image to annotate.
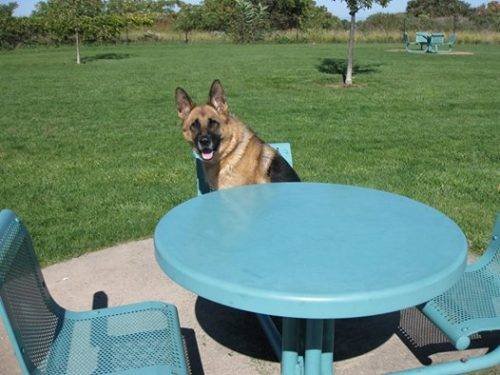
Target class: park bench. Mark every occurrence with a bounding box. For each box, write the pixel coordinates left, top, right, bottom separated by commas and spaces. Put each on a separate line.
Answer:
395, 214, 500, 374
404, 32, 457, 54
0, 209, 189, 375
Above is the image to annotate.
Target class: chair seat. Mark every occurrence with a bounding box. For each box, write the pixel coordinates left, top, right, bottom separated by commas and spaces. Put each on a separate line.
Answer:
1, 210, 189, 375
394, 216, 499, 374
421, 219, 500, 351
44, 302, 187, 375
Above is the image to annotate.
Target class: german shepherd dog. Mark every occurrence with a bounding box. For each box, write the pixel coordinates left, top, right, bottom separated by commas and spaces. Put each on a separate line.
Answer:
175, 80, 300, 191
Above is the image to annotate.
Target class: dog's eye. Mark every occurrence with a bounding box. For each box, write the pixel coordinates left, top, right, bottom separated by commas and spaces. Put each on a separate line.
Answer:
190, 120, 201, 131
208, 119, 219, 129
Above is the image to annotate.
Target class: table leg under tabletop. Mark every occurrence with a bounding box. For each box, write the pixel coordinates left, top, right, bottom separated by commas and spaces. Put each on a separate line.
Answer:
257, 314, 335, 375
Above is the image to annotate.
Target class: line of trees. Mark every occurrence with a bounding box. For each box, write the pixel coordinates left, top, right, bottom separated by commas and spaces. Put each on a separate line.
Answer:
2, 1, 498, 48
174, 0, 499, 45
1, 0, 499, 70
0, 0, 342, 48
0, 1, 164, 58
172, 0, 342, 43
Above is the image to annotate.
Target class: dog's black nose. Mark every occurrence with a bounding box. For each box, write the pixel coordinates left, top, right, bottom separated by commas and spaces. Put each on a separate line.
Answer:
199, 136, 211, 146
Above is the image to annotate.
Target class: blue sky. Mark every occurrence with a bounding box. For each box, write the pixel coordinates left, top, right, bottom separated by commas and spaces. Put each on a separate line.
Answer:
5, 0, 491, 19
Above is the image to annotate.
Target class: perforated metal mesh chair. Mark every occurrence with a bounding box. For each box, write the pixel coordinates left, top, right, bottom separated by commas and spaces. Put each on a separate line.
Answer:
395, 214, 500, 374
193, 143, 294, 359
194, 142, 294, 196
0, 209, 189, 375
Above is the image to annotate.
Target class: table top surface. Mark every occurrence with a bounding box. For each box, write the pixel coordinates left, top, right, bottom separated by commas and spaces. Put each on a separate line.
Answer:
155, 183, 467, 318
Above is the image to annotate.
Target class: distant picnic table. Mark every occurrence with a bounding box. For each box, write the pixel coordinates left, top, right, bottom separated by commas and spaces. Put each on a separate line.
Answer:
404, 31, 457, 53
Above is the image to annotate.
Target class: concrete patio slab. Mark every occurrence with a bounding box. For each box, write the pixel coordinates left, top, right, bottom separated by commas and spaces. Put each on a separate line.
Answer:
1, 239, 498, 374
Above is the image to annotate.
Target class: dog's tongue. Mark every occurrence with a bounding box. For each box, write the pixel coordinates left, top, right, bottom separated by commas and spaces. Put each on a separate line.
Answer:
201, 151, 214, 160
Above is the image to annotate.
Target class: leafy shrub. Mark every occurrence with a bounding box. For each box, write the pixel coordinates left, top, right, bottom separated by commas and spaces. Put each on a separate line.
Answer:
0, 16, 47, 49
173, 4, 204, 42
228, 0, 269, 43
470, 1, 500, 31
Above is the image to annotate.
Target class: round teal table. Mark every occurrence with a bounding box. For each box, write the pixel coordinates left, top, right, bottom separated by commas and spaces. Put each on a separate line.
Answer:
155, 183, 468, 375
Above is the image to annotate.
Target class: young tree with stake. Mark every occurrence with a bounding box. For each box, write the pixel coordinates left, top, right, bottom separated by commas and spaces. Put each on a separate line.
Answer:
35, 0, 102, 64
333, 0, 390, 86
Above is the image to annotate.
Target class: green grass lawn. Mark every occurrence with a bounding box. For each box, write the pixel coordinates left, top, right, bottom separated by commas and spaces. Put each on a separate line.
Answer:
0, 42, 498, 265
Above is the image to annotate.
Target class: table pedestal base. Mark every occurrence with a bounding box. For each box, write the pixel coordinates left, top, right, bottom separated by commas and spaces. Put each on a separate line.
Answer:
257, 314, 335, 375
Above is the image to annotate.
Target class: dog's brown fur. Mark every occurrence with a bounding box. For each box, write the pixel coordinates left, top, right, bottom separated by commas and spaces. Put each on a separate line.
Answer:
175, 80, 299, 191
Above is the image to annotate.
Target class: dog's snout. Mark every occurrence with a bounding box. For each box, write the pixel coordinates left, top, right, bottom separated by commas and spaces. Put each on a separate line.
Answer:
199, 136, 211, 146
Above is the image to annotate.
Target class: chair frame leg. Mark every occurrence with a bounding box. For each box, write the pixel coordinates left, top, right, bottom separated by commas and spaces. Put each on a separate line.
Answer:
390, 345, 500, 374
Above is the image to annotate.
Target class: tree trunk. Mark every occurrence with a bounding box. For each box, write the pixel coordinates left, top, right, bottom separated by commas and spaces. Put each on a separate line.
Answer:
345, 12, 356, 86
75, 30, 81, 65
185, 31, 189, 43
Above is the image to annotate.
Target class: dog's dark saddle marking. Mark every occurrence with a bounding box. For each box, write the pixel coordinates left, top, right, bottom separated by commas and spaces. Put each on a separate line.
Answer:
268, 153, 301, 183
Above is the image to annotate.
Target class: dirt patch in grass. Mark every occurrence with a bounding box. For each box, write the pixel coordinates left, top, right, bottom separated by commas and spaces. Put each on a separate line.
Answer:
386, 49, 474, 55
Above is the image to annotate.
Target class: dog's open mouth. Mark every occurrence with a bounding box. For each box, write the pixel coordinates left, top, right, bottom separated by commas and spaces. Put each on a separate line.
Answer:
200, 149, 214, 161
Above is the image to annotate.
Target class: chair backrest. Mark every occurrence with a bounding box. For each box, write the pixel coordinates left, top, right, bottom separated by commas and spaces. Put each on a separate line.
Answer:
472, 212, 500, 272
194, 142, 294, 196
0, 209, 64, 374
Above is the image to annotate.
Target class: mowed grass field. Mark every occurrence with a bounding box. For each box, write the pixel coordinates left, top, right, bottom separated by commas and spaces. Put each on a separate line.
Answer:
0, 42, 498, 265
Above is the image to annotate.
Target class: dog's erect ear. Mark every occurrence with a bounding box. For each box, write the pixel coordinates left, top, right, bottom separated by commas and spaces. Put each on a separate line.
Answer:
209, 79, 228, 114
175, 87, 193, 120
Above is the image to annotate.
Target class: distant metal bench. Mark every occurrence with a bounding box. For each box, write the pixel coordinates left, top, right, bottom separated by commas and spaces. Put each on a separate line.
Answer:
0, 209, 189, 375
404, 32, 457, 54
403, 31, 429, 52
394, 214, 500, 374
194, 142, 293, 196
416, 31, 430, 49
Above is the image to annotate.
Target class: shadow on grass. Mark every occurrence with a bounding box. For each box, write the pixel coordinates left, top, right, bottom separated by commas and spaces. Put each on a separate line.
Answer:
82, 53, 131, 63
317, 58, 381, 84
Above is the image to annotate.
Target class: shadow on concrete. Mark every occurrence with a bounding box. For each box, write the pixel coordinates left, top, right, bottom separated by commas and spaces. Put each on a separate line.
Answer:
182, 328, 205, 375
194, 297, 400, 362
195, 297, 275, 361
334, 311, 400, 360
397, 307, 500, 366
82, 53, 131, 63
92, 291, 108, 309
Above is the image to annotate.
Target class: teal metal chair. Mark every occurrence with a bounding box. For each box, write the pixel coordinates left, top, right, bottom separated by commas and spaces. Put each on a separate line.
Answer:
404, 32, 429, 53
416, 31, 430, 49
194, 142, 293, 196
395, 214, 500, 374
448, 33, 457, 49
0, 209, 189, 375
193, 143, 294, 360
